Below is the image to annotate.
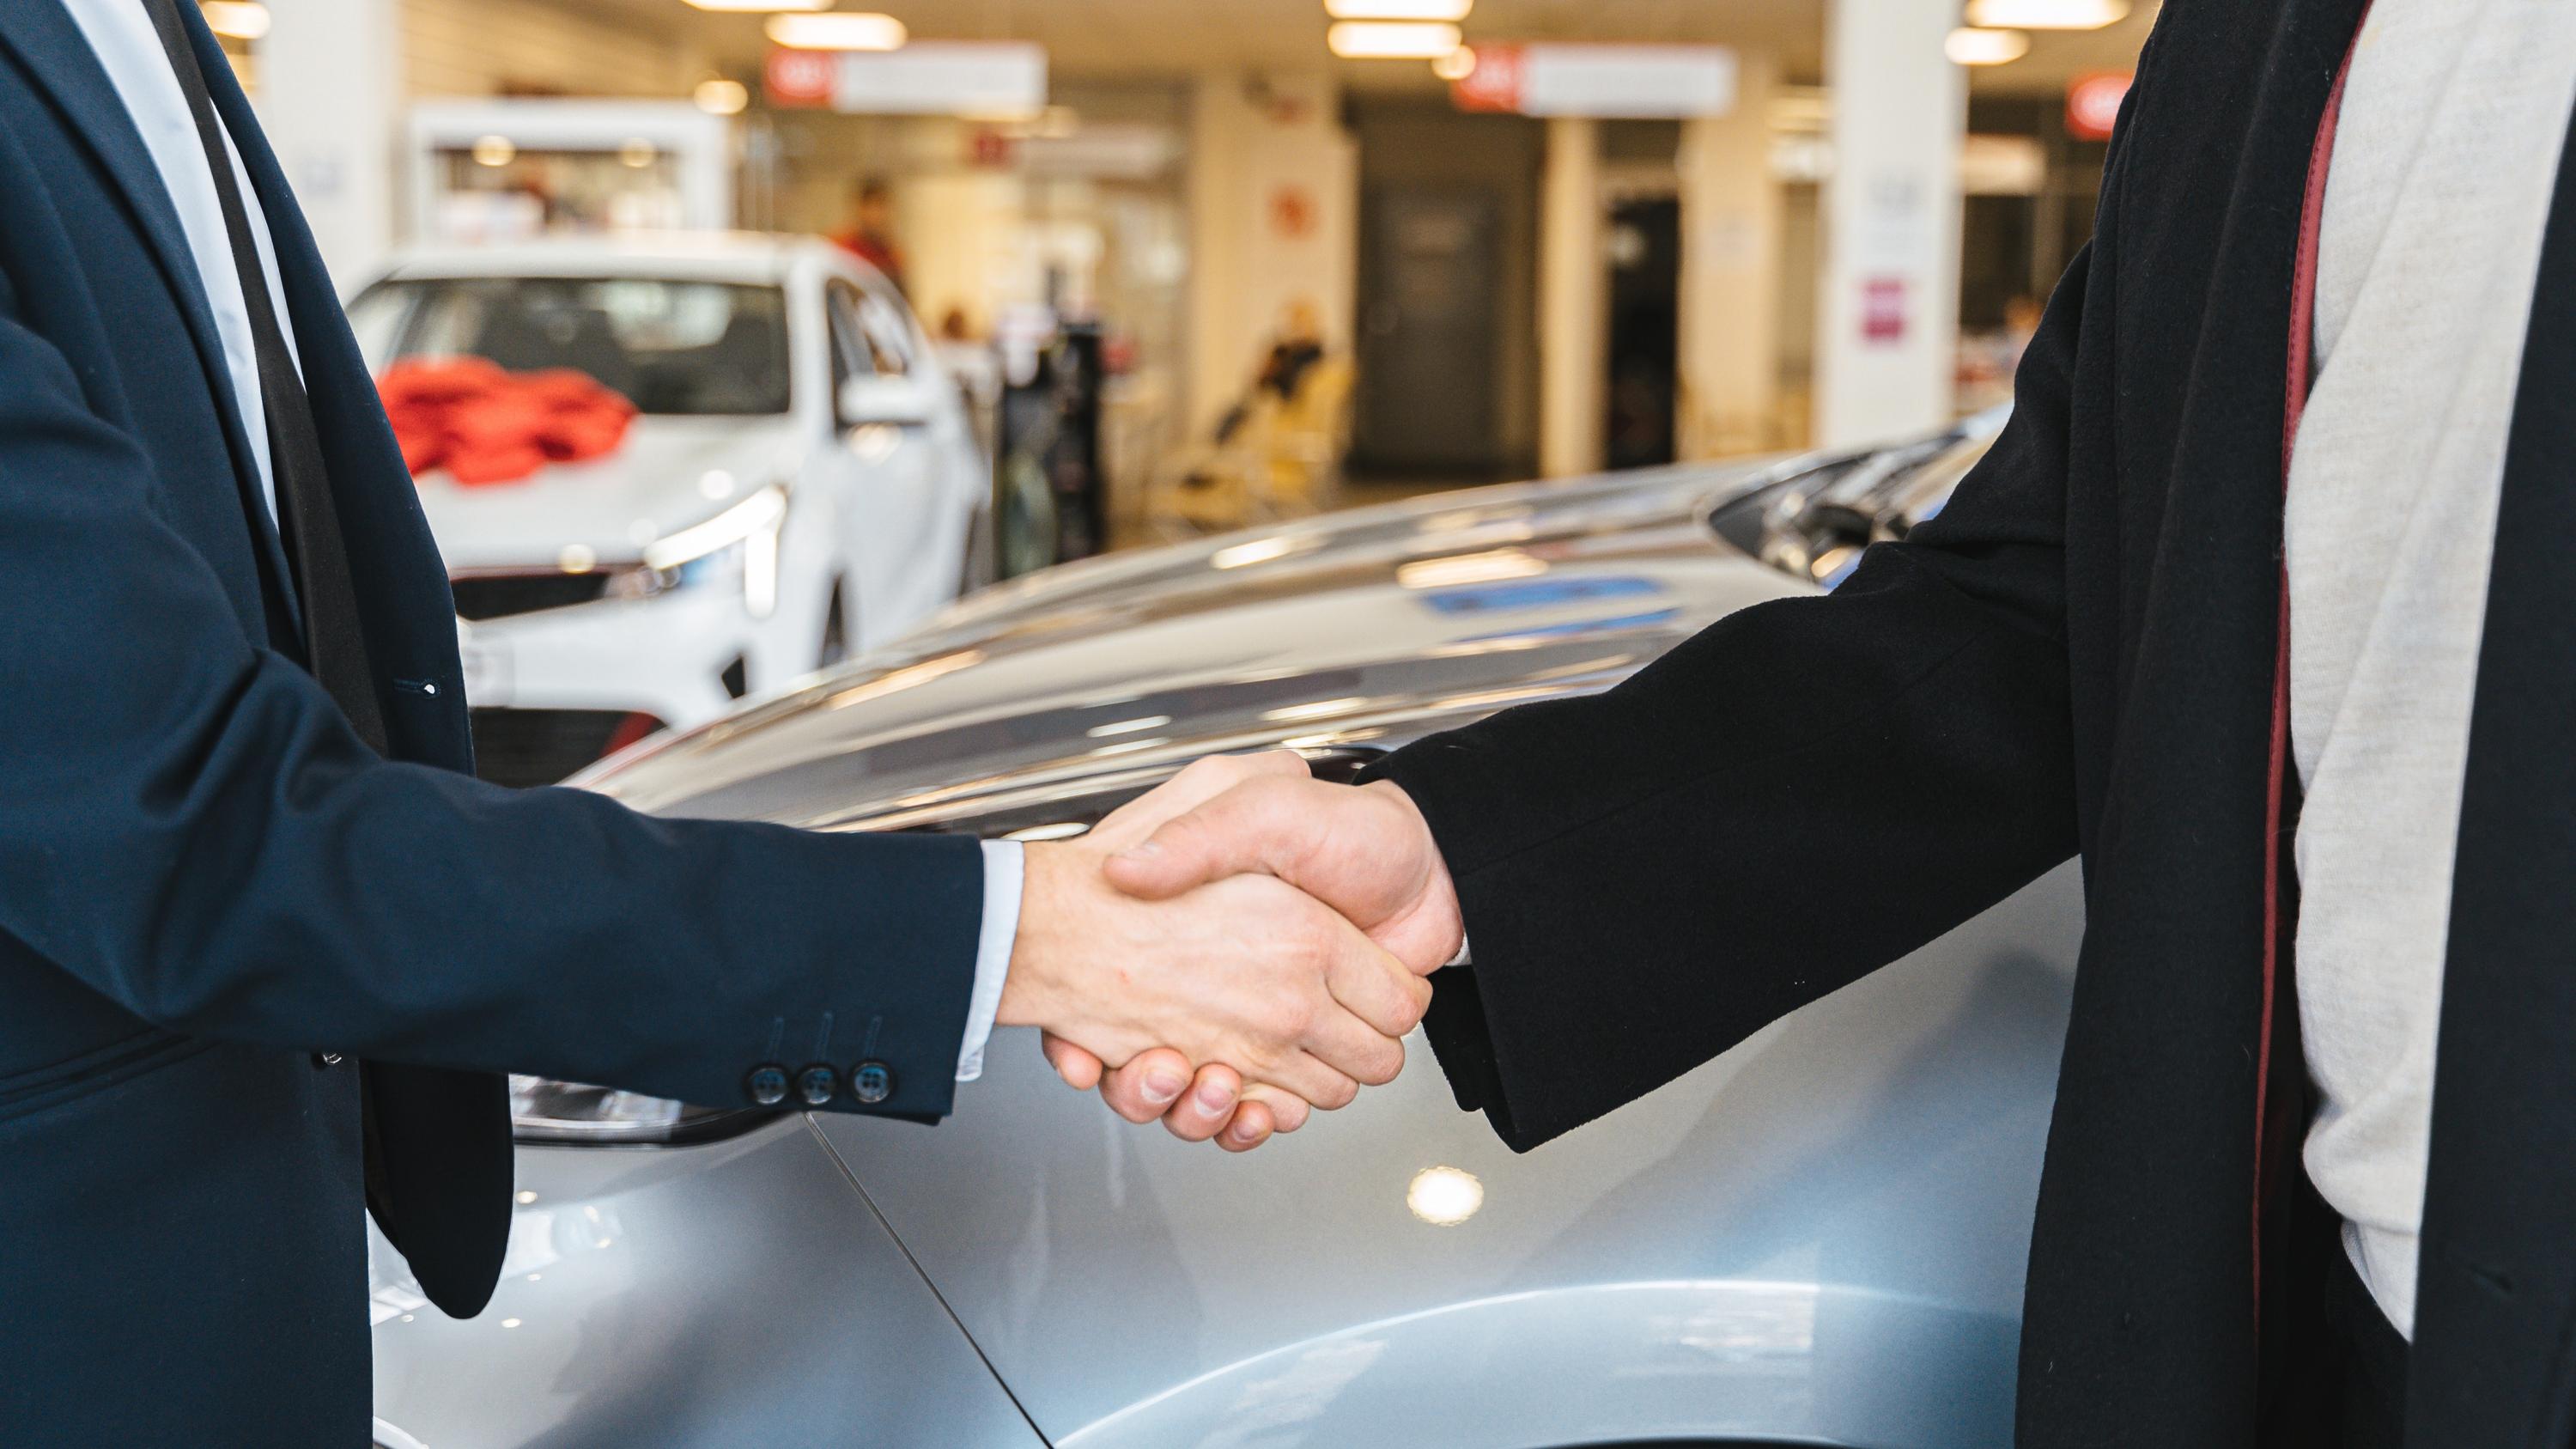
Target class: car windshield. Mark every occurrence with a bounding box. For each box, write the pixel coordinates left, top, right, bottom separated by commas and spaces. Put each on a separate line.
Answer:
348, 276, 790, 417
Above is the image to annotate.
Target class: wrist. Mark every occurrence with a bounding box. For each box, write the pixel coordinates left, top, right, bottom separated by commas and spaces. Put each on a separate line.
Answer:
996, 841, 1078, 1029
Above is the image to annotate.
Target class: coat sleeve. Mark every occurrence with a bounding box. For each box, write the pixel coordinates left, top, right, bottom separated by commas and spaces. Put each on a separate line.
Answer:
1370, 244, 2095, 1151
0, 271, 981, 1123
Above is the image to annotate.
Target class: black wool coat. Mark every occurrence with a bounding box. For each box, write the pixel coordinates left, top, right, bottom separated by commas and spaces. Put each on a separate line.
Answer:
1377, 2, 2576, 1443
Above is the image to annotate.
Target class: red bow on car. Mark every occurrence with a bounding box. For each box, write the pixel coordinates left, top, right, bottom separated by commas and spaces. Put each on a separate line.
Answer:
378, 357, 637, 487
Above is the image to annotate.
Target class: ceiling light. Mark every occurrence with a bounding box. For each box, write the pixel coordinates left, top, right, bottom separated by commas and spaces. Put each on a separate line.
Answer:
1326, 0, 1472, 20
1945, 27, 2032, 64
200, 2, 270, 40
1963, 0, 2129, 29
685, 0, 829, 9
765, 12, 908, 51
1406, 1166, 1485, 1226
470, 134, 516, 167
1431, 45, 1478, 82
694, 78, 750, 115
1327, 21, 1463, 59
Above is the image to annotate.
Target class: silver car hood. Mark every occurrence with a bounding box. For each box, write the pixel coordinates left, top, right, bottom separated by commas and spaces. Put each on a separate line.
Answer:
577, 437, 2077, 1447
580, 459, 1790, 826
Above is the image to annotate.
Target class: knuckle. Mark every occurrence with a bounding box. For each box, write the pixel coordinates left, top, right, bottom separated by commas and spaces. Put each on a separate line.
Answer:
1317, 1076, 1360, 1111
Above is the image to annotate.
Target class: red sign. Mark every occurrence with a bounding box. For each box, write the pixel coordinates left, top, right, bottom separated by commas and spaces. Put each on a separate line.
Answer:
1450, 44, 1525, 113
1861, 277, 1909, 345
764, 48, 835, 109
1270, 185, 1316, 240
2065, 70, 2132, 142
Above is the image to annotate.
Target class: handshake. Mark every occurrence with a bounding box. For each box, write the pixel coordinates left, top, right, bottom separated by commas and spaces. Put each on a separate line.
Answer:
993, 752, 1461, 1152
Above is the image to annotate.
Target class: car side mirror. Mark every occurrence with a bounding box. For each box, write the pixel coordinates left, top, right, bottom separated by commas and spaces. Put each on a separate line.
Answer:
838, 375, 932, 428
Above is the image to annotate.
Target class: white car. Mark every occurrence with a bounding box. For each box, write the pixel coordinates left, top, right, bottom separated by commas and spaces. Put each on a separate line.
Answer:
346, 234, 989, 785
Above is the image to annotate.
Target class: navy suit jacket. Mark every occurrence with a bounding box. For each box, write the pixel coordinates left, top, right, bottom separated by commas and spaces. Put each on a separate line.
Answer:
0, 5, 984, 1441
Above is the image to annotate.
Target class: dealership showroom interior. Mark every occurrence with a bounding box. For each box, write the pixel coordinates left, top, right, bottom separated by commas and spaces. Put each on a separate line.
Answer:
16, 0, 2576, 1444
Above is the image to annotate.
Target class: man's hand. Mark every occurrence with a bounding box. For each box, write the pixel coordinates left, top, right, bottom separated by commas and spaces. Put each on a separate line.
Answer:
1042, 752, 1463, 1148
998, 804, 1432, 1116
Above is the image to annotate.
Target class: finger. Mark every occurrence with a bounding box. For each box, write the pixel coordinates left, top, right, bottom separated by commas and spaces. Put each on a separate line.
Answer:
1217, 1098, 1276, 1152
1161, 1062, 1243, 1143
1253, 1050, 1362, 1111
1297, 995, 1407, 1088
1239, 1083, 1309, 1134
1103, 775, 1323, 900
1323, 936, 1436, 1040
1097, 1047, 1195, 1123
1041, 1032, 1103, 1093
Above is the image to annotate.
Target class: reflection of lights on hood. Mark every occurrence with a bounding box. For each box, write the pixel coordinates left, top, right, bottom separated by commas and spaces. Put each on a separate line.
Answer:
1406, 1166, 1484, 1226
1003, 821, 1091, 842
1398, 549, 1548, 590
1261, 697, 1367, 722
822, 650, 987, 711
1211, 535, 1322, 569
1086, 715, 1172, 737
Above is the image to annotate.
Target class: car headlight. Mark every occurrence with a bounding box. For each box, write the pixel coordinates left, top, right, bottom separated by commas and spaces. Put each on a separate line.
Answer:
636, 484, 788, 618
508, 1074, 773, 1146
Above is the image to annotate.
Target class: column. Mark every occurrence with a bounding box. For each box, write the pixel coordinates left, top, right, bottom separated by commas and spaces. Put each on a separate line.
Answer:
251, 0, 405, 286
1677, 51, 1783, 460
1814, 0, 1965, 448
1537, 115, 1604, 478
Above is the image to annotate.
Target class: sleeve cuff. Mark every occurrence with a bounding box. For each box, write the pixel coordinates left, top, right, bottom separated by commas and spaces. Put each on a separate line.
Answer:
956, 839, 1024, 1082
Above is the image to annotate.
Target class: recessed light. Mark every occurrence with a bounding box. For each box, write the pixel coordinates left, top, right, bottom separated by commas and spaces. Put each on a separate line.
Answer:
201, 2, 271, 40
694, 79, 750, 116
1327, 21, 1463, 59
1431, 45, 1478, 82
1964, 0, 2129, 30
1945, 27, 2032, 64
1326, 0, 1472, 20
765, 12, 907, 51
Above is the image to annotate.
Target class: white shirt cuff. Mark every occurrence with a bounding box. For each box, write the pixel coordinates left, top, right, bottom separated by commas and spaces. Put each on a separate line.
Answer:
1445, 933, 1471, 968
956, 839, 1024, 1081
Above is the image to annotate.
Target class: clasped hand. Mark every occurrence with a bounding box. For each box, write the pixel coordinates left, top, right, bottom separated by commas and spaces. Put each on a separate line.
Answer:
994, 752, 1461, 1151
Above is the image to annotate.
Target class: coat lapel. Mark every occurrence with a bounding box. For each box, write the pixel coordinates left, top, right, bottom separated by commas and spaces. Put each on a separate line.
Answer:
2408, 86, 2576, 1446
0, 0, 298, 623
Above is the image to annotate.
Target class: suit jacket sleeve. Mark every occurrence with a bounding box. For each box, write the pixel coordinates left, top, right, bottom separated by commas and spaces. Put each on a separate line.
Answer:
0, 271, 981, 1123
1370, 246, 2095, 1152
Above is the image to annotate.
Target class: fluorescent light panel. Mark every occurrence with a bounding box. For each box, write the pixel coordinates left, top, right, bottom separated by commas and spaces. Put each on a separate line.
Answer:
1327, 21, 1462, 58
1326, 0, 1472, 21
685, 0, 829, 9
765, 12, 908, 50
1963, 0, 2129, 29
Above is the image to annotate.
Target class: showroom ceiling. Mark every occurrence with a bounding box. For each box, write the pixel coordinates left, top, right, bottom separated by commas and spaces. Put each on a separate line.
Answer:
556, 0, 2158, 94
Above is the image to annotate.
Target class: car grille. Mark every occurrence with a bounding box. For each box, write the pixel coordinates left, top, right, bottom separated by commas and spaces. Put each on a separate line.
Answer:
450, 570, 614, 622
470, 708, 664, 788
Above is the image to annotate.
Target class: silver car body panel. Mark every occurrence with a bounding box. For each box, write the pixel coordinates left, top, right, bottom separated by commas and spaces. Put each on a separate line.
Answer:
368, 1119, 1044, 1447
377, 418, 2076, 1447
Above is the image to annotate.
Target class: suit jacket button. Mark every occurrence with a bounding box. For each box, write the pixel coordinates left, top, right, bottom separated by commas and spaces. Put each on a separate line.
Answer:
850, 1061, 893, 1105
795, 1064, 839, 1106
745, 1064, 791, 1106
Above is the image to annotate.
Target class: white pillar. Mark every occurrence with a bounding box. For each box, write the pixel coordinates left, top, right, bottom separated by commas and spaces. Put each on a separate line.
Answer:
1538, 115, 1605, 479
250, 0, 404, 289
1814, 0, 1964, 448
1678, 52, 1783, 460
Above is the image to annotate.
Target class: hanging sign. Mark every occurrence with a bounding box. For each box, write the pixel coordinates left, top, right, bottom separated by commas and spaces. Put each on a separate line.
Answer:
766, 41, 1047, 116
1452, 43, 1735, 119
2065, 71, 2132, 142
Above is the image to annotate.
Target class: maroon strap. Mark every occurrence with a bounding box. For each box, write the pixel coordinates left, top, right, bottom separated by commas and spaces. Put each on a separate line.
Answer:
2255, 5, 2370, 1328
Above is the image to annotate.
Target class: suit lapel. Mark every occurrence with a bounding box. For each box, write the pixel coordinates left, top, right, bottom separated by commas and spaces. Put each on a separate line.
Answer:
0, 0, 298, 620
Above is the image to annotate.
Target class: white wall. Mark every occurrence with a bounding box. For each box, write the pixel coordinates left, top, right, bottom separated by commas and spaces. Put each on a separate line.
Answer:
1184, 71, 1357, 440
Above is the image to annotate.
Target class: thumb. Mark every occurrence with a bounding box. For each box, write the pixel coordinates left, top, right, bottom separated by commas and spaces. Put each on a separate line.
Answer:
1102, 777, 1310, 901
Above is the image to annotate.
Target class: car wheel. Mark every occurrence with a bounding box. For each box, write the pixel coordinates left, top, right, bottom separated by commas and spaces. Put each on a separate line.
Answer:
818, 581, 851, 670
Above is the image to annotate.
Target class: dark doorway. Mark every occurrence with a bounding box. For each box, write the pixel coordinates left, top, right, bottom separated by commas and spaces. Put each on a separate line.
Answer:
1605, 196, 1680, 472
1352, 186, 1504, 477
